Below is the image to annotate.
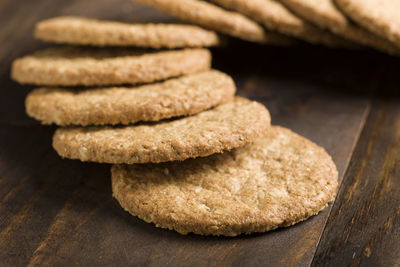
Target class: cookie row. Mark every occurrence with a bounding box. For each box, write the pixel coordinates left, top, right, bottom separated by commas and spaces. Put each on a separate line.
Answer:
11, 15, 338, 236
134, 0, 400, 55
17, 0, 400, 54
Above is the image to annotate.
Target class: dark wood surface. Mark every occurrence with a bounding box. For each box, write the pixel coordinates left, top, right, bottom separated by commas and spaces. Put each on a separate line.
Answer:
0, 0, 399, 266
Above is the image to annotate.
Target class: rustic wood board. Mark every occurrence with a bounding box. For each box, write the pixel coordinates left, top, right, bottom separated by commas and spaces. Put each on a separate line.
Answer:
312, 60, 400, 267
0, 0, 398, 266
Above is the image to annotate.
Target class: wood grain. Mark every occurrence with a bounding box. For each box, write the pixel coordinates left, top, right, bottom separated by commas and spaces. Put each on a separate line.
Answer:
312, 61, 400, 267
0, 0, 398, 266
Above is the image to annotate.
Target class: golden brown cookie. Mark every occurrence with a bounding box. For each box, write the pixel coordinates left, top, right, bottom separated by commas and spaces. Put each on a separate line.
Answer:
133, 0, 295, 45
112, 126, 338, 236
26, 70, 236, 126
11, 47, 211, 86
279, 0, 400, 55
53, 97, 271, 164
34, 16, 222, 48
208, 0, 354, 47
335, 0, 400, 48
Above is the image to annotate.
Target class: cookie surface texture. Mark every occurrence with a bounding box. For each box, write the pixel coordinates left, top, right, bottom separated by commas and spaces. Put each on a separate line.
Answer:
34, 16, 222, 48
279, 0, 400, 55
208, 0, 354, 47
26, 70, 236, 126
335, 0, 400, 48
53, 97, 271, 164
11, 47, 211, 86
133, 0, 294, 45
111, 126, 338, 236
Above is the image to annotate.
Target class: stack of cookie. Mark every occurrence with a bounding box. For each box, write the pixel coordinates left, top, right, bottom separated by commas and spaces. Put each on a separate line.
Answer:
11, 16, 338, 236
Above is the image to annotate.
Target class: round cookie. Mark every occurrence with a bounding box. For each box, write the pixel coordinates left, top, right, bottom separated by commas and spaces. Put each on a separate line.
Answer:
34, 16, 222, 48
53, 97, 271, 164
26, 70, 236, 126
335, 0, 400, 48
208, 0, 354, 47
133, 0, 295, 45
279, 0, 400, 55
11, 47, 211, 86
111, 126, 338, 236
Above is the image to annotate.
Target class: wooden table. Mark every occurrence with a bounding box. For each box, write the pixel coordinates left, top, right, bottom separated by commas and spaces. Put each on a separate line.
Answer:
1, 0, 399, 266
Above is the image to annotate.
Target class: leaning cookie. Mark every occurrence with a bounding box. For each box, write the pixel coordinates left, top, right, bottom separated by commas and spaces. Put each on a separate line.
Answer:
112, 126, 338, 236
34, 16, 222, 48
133, 0, 295, 45
335, 0, 400, 48
278, 0, 400, 55
53, 97, 270, 164
11, 47, 211, 86
208, 0, 354, 48
26, 70, 236, 126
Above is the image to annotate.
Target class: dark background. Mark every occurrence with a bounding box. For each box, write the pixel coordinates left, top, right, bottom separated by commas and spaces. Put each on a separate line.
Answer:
0, 0, 399, 266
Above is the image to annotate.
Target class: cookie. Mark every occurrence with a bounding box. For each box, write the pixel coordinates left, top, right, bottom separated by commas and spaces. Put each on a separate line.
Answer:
11, 47, 211, 86
279, 0, 400, 55
208, 0, 354, 47
53, 97, 271, 164
133, 0, 295, 45
335, 0, 400, 48
111, 126, 338, 236
34, 16, 222, 48
26, 70, 236, 126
